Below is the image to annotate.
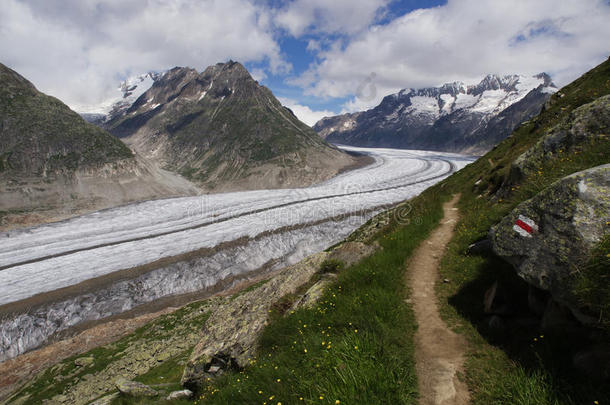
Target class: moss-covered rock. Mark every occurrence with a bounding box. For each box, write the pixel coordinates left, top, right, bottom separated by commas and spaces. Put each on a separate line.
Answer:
511, 94, 610, 182
490, 164, 610, 309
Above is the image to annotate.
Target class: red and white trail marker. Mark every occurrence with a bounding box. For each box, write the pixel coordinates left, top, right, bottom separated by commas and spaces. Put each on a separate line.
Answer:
513, 215, 539, 238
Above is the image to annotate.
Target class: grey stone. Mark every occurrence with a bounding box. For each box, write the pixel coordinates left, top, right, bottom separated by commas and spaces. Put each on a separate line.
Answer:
488, 315, 506, 331
74, 357, 95, 367
115, 378, 158, 397
527, 285, 549, 317
291, 274, 336, 311
328, 241, 377, 267
483, 281, 513, 315
541, 300, 579, 333
181, 253, 328, 390
467, 238, 492, 255
491, 164, 610, 308
573, 346, 610, 381
167, 389, 194, 400
511, 95, 610, 182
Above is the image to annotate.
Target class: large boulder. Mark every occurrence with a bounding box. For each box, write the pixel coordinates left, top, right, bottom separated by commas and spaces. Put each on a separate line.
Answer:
490, 164, 610, 308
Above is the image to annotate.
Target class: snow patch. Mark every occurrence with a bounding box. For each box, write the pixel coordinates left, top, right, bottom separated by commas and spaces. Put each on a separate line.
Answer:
453, 93, 478, 110
471, 89, 508, 113
405, 96, 439, 117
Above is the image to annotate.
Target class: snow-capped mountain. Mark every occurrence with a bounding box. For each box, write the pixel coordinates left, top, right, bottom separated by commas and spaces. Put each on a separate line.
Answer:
314, 73, 557, 154
80, 72, 161, 123
107, 72, 161, 118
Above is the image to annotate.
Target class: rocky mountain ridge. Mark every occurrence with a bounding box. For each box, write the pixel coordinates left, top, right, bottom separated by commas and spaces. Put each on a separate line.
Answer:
102, 61, 358, 191
314, 73, 557, 154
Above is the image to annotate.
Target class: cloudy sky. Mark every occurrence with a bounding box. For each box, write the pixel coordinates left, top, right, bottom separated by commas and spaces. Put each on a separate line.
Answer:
1, 0, 609, 125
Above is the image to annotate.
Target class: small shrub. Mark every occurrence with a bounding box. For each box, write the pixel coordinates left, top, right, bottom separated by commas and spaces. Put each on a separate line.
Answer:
319, 259, 344, 274
573, 235, 610, 333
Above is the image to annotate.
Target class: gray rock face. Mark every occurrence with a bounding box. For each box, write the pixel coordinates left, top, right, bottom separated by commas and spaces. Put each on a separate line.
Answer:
74, 357, 95, 367
181, 235, 380, 390
490, 164, 610, 306
89, 393, 119, 405
0, 63, 199, 223
103, 61, 355, 191
115, 378, 158, 397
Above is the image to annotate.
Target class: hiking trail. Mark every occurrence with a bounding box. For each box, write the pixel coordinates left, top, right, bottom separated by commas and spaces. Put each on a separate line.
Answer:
407, 194, 470, 405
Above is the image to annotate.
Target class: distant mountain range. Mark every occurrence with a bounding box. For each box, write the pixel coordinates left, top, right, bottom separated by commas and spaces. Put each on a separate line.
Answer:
314, 73, 557, 154
97, 61, 357, 191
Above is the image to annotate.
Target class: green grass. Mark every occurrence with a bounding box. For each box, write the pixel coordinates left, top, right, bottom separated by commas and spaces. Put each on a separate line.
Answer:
573, 235, 610, 334
192, 60, 610, 404
435, 184, 610, 404
1, 64, 134, 176
192, 190, 446, 404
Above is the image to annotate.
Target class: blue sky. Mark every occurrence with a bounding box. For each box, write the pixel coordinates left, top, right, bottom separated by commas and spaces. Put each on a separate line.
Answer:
246, 0, 448, 114
1, 0, 609, 125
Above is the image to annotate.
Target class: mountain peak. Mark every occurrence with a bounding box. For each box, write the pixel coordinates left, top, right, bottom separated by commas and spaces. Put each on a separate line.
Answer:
534, 72, 555, 87
102, 60, 355, 191
203, 60, 253, 82
315, 71, 556, 153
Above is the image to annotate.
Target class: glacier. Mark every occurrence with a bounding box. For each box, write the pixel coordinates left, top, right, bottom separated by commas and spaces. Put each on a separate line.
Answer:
0, 146, 474, 361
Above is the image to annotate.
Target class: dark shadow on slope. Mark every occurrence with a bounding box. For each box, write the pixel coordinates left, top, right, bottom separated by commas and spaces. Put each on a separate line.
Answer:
446, 251, 610, 404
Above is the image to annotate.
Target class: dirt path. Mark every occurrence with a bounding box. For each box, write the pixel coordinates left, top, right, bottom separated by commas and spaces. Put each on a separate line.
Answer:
407, 195, 470, 405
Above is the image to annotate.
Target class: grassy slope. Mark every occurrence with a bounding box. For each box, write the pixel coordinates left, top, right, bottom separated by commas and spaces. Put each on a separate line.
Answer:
9, 60, 609, 404
100, 191, 444, 405
0, 64, 132, 176
195, 192, 445, 405
433, 59, 610, 404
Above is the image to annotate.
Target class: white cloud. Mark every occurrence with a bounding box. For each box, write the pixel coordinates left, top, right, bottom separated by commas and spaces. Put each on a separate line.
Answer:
296, 0, 610, 111
278, 97, 336, 126
0, 0, 288, 111
2, 0, 608, 117
250, 68, 268, 82
275, 0, 390, 37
